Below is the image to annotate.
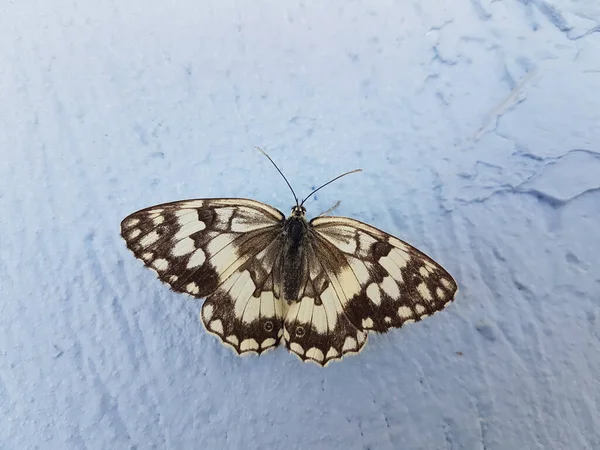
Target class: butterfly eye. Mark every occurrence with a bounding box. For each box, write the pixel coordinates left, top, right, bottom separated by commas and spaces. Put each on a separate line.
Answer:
295, 326, 305, 338
264, 321, 274, 332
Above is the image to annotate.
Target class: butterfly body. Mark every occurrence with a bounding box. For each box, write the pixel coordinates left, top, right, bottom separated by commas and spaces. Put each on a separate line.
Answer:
281, 206, 309, 302
121, 197, 458, 366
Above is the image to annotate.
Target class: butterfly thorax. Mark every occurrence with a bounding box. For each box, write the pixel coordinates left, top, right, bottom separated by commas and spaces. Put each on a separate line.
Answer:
281, 207, 309, 303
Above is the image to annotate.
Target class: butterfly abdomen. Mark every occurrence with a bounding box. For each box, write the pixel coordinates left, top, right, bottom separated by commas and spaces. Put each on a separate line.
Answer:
281, 216, 309, 303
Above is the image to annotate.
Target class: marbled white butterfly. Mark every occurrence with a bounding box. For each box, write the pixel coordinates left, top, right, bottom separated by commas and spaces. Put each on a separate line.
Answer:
121, 148, 458, 366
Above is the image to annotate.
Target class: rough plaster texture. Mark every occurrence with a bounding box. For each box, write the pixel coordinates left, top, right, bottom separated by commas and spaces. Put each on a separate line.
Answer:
1, 1, 599, 449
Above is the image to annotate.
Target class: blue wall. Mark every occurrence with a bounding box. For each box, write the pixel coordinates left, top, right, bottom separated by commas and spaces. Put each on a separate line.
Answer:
1, 1, 599, 448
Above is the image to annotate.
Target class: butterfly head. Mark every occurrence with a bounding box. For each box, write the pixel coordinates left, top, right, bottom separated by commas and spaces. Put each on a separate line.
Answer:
291, 205, 306, 217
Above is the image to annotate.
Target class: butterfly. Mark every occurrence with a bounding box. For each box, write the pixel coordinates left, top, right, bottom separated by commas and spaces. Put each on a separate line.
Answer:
120, 148, 458, 366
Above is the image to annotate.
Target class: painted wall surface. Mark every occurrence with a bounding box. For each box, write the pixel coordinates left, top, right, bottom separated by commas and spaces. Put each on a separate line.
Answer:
1, 1, 599, 449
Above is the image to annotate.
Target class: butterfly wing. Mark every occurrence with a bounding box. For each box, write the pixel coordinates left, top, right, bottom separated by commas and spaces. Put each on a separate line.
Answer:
310, 216, 458, 334
283, 215, 457, 366
121, 198, 288, 354
282, 238, 368, 366
121, 199, 458, 364
200, 232, 289, 355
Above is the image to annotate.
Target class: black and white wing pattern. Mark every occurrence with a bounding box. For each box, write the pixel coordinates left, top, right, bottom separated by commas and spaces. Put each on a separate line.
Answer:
283, 216, 458, 366
121, 198, 458, 366
120, 198, 288, 355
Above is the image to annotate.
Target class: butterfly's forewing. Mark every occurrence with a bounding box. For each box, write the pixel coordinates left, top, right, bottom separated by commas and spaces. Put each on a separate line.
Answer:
310, 216, 458, 334
120, 198, 289, 354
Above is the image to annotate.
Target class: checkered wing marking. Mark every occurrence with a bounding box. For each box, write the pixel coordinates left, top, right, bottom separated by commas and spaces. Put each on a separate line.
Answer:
282, 236, 368, 366
200, 234, 288, 355
121, 198, 287, 354
310, 216, 458, 335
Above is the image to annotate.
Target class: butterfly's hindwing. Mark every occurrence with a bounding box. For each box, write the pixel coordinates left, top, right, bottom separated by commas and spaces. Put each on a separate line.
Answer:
201, 235, 288, 355
282, 239, 368, 365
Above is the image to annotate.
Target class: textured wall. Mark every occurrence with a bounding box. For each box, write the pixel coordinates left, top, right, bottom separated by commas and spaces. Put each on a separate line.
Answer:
1, 1, 599, 449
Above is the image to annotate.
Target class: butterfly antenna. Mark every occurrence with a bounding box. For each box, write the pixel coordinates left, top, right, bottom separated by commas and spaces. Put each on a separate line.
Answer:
300, 169, 362, 206
255, 146, 299, 206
